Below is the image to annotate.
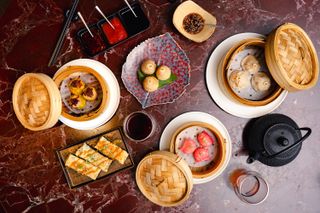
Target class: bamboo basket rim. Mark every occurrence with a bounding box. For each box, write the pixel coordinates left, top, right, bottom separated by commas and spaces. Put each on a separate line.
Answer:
221, 38, 283, 106
266, 22, 319, 91
53, 65, 109, 122
169, 121, 227, 179
135, 151, 193, 207
12, 73, 62, 131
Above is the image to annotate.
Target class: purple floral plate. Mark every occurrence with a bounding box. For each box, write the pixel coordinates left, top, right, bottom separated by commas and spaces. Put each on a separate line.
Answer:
122, 33, 191, 109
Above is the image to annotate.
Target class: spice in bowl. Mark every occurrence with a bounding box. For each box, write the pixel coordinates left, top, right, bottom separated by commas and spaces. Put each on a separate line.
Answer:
183, 13, 205, 34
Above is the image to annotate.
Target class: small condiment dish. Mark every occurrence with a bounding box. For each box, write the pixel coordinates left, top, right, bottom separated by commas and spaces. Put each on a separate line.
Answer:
173, 0, 217, 43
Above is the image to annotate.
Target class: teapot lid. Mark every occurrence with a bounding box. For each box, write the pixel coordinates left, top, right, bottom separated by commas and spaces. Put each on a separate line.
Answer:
263, 123, 301, 163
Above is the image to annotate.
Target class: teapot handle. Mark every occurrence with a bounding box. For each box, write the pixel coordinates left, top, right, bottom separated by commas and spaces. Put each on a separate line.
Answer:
268, 127, 312, 159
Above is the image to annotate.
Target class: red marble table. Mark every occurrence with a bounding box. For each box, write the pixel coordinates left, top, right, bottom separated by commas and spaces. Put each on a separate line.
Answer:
1, 0, 320, 212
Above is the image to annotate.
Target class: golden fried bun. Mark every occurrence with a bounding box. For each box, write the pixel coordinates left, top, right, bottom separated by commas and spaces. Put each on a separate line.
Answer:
141, 59, 156, 75
143, 76, 159, 92
156, 65, 171, 80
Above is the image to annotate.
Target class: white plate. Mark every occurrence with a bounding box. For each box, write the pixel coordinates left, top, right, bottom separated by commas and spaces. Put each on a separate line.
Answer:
54, 59, 120, 130
159, 111, 232, 184
205, 33, 288, 118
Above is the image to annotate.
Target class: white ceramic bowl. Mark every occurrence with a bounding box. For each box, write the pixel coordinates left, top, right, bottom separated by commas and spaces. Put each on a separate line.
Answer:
54, 59, 120, 130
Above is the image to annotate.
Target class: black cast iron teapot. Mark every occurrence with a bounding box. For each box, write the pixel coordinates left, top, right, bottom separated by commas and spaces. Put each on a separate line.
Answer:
243, 114, 311, 167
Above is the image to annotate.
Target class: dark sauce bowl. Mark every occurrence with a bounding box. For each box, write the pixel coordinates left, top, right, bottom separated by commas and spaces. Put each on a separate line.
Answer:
77, 24, 109, 57
118, 3, 150, 35
123, 111, 155, 142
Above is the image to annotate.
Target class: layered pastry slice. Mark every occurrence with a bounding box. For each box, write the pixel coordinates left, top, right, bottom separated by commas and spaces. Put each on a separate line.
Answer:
95, 137, 128, 164
65, 154, 101, 180
75, 143, 112, 172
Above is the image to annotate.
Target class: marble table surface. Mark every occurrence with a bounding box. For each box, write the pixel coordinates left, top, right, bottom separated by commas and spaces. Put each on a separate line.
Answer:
0, 0, 320, 212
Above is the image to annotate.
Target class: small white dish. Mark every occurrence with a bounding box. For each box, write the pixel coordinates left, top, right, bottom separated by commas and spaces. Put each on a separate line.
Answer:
54, 59, 120, 130
205, 33, 288, 118
159, 111, 232, 184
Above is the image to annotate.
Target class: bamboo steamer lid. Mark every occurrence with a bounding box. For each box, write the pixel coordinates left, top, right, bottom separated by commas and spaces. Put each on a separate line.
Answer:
136, 151, 193, 207
265, 23, 319, 92
12, 73, 62, 131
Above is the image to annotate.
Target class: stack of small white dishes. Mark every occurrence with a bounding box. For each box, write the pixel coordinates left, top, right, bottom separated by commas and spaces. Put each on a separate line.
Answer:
159, 111, 232, 184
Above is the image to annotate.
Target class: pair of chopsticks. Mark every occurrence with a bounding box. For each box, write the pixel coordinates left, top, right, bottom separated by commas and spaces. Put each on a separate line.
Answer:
48, 0, 79, 66
48, 0, 137, 66
78, 0, 137, 38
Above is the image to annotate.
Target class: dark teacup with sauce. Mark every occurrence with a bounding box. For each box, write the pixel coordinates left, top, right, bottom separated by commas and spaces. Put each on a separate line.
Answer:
123, 111, 155, 142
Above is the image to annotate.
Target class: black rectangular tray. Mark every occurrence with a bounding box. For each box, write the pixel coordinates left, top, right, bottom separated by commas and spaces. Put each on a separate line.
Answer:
56, 127, 134, 189
77, 2, 150, 57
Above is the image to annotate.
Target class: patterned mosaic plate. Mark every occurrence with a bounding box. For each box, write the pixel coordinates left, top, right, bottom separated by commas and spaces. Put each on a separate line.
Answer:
122, 33, 191, 108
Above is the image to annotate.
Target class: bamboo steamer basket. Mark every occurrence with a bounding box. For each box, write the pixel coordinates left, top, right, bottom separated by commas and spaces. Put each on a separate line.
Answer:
12, 73, 62, 131
219, 23, 318, 106
136, 151, 193, 207
12, 66, 108, 131
53, 66, 109, 122
265, 23, 319, 92
220, 38, 283, 106
169, 122, 227, 179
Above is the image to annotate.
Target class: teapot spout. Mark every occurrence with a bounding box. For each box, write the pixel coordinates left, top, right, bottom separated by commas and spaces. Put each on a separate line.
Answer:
247, 152, 260, 164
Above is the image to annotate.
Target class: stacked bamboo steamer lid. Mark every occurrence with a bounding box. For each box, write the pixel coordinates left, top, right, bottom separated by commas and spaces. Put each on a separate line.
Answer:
136, 151, 193, 207
265, 23, 319, 92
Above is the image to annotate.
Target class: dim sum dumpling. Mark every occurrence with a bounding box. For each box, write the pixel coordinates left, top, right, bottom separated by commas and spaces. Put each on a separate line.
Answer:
156, 65, 171, 80
143, 76, 159, 92
82, 86, 98, 101
228, 70, 251, 90
68, 78, 85, 95
69, 95, 86, 109
141, 59, 156, 75
251, 72, 271, 92
241, 55, 260, 74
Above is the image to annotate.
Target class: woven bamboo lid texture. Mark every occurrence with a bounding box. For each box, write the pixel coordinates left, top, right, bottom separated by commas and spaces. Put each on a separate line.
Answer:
12, 73, 62, 131
136, 151, 193, 207
265, 23, 319, 92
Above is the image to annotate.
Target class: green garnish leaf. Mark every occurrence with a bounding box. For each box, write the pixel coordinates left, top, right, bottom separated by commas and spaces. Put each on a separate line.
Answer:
158, 73, 177, 88
137, 69, 146, 83
137, 69, 177, 89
